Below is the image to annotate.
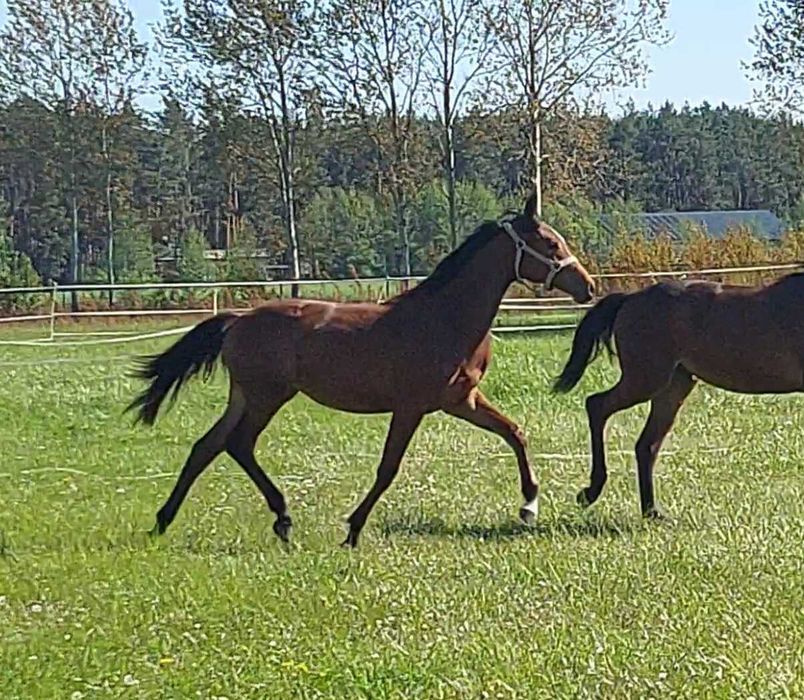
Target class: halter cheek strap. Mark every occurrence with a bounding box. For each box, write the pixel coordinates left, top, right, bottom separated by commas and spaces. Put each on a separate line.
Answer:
500, 221, 577, 290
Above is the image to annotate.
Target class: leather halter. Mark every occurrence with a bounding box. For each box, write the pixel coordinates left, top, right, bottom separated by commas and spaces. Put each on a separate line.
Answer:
500, 220, 577, 290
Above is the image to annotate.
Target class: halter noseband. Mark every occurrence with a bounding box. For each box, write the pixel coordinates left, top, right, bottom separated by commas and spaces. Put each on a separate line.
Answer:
500, 220, 577, 291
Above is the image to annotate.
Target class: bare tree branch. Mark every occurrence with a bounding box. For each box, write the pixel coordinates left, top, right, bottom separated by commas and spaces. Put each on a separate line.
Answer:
156, 0, 316, 288
480, 0, 670, 212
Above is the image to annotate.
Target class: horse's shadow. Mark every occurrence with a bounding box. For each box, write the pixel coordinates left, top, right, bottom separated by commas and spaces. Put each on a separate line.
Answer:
1, 510, 647, 558
380, 513, 638, 542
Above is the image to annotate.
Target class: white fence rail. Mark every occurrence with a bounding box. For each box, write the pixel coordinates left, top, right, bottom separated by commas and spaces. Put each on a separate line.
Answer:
0, 262, 800, 346
3, 261, 801, 298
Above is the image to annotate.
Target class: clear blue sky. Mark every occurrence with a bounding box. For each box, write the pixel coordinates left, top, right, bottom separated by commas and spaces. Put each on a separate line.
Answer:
607, 0, 760, 113
1, 0, 761, 113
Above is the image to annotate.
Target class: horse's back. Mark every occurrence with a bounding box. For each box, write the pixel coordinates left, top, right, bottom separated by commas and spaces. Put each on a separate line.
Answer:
769, 272, 804, 310
675, 276, 801, 392
612, 275, 803, 393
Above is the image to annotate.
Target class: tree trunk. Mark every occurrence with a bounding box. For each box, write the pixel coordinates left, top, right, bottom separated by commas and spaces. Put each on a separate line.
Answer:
70, 191, 79, 312
232, 182, 240, 245
391, 185, 410, 277
445, 121, 458, 249
275, 65, 301, 297
441, 41, 458, 250
103, 122, 115, 307
68, 109, 80, 312
534, 119, 543, 218
183, 144, 192, 236
214, 203, 221, 248
526, 16, 543, 218
285, 165, 301, 296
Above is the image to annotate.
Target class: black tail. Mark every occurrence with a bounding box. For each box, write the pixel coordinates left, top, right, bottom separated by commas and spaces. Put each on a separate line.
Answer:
553, 293, 629, 393
126, 313, 237, 426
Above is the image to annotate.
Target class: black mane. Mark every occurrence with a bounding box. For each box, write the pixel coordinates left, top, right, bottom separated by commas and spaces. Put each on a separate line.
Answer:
391, 219, 506, 300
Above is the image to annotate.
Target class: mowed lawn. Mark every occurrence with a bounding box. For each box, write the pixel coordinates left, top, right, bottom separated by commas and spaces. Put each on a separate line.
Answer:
0, 325, 802, 698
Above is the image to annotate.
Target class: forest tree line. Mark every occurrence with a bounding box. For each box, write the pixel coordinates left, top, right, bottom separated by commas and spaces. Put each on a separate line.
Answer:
1, 0, 803, 290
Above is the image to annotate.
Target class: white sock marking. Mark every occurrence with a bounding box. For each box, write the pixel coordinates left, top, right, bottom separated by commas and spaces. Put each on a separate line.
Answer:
522, 497, 539, 520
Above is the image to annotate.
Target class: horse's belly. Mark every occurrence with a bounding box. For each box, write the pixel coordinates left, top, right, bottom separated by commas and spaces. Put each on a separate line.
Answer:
294, 329, 464, 412
683, 355, 803, 394
297, 380, 394, 414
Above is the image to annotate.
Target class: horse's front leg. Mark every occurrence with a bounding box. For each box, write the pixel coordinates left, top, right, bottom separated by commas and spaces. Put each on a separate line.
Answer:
343, 410, 423, 547
444, 390, 539, 524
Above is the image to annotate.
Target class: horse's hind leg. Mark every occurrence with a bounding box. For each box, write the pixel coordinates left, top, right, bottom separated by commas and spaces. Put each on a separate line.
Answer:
634, 367, 696, 518
225, 384, 297, 542
152, 382, 246, 536
580, 383, 641, 508
582, 366, 679, 509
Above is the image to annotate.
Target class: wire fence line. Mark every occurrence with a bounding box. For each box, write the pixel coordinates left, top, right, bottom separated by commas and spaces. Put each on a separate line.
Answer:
1, 261, 801, 297
0, 261, 800, 348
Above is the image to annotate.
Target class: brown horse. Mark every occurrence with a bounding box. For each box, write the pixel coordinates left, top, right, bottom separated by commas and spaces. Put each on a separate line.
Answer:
554, 272, 803, 518
128, 195, 595, 547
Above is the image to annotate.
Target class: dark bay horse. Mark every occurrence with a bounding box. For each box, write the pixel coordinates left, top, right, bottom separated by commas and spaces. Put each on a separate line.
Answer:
129, 195, 595, 547
554, 273, 803, 518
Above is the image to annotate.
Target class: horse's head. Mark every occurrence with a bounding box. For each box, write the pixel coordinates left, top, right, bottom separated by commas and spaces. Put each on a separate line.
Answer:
500, 194, 595, 303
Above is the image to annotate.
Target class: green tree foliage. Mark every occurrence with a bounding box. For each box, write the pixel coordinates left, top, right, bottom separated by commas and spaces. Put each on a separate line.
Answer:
112, 216, 156, 283
0, 228, 41, 310
300, 188, 391, 278
0, 229, 40, 287
177, 229, 217, 282
154, 99, 202, 242
748, 0, 804, 116
223, 224, 264, 281
2, 97, 803, 283
1, 0, 803, 290
409, 181, 501, 270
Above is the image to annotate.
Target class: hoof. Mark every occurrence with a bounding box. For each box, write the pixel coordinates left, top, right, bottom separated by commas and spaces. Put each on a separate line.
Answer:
148, 520, 166, 538
643, 508, 672, 524
273, 515, 293, 543
341, 529, 359, 548
576, 489, 591, 509
519, 497, 539, 525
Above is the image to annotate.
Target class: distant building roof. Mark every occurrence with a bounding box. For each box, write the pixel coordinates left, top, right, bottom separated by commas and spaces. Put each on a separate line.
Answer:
598, 210, 785, 240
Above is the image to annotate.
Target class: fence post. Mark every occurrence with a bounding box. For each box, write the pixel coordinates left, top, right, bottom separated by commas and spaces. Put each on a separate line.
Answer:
212, 287, 219, 316
49, 282, 58, 341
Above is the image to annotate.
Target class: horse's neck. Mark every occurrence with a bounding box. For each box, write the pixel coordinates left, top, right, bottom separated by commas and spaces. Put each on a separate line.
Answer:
420, 241, 513, 349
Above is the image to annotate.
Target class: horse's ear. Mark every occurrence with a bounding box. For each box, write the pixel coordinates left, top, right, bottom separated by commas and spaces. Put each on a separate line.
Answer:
523, 192, 538, 221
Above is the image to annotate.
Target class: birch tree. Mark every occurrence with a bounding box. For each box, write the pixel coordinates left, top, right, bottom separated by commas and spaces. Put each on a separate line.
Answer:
0, 0, 99, 304
159, 0, 315, 291
482, 0, 669, 215
86, 1, 148, 296
420, 0, 493, 247
317, 0, 428, 275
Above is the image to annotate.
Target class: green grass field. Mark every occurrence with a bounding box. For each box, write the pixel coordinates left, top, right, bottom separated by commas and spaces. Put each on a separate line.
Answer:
0, 324, 802, 698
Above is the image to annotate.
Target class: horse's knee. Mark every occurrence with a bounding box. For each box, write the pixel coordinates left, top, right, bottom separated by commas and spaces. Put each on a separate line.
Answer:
512, 425, 528, 449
